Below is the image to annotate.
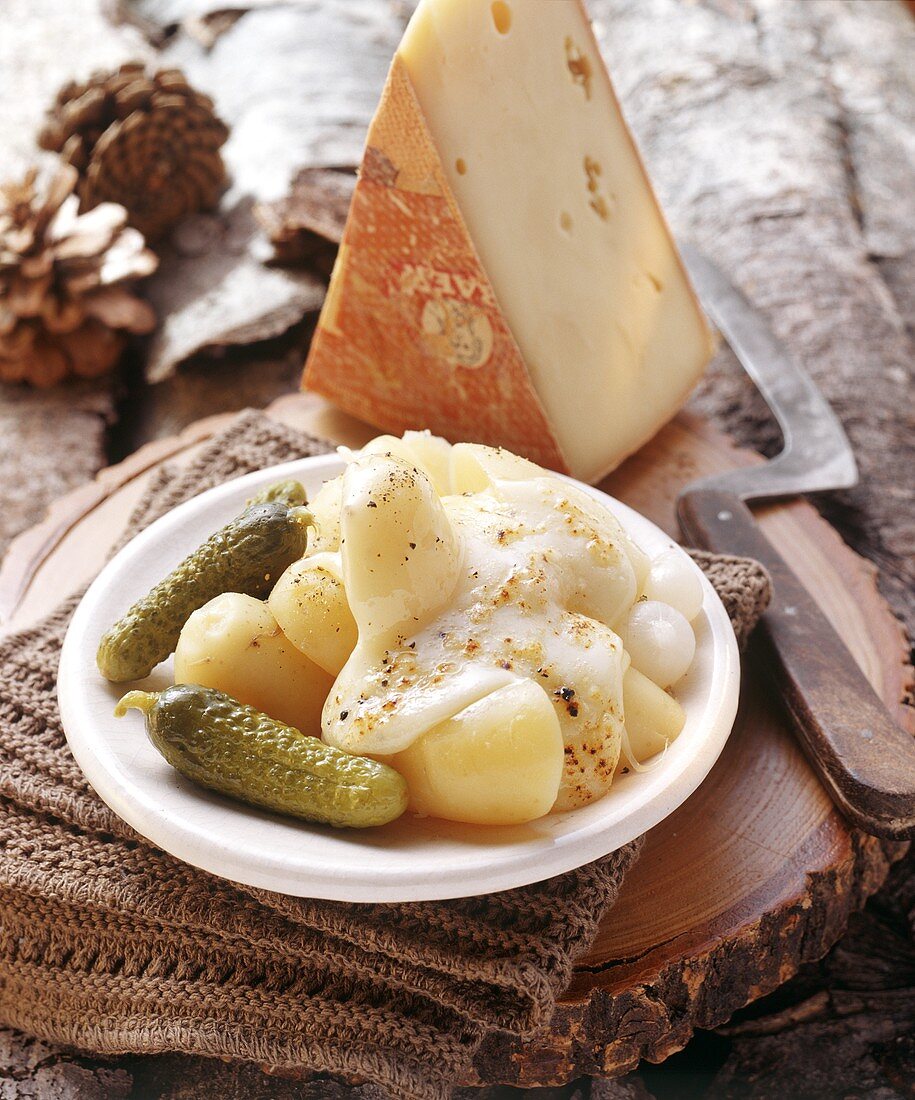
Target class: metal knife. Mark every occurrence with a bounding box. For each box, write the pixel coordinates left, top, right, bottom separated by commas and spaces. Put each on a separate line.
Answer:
678, 245, 915, 839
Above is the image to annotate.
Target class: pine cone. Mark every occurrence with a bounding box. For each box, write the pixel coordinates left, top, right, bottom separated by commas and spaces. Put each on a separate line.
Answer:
0, 164, 158, 387
39, 63, 229, 242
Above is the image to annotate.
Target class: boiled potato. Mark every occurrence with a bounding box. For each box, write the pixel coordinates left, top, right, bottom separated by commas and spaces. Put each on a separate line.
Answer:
308, 476, 343, 553
341, 455, 460, 643
449, 441, 542, 494
174, 592, 332, 734
359, 430, 454, 496
627, 538, 651, 598
400, 430, 454, 495
616, 666, 686, 773
268, 556, 357, 676
389, 679, 563, 825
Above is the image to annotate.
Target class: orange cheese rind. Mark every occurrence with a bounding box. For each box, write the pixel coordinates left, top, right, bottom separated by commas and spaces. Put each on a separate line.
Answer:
302, 54, 571, 474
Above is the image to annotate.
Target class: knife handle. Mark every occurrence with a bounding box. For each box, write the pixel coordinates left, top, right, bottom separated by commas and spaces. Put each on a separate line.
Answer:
678, 487, 915, 839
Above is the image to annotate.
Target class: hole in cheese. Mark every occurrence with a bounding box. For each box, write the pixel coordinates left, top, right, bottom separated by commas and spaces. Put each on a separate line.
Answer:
455, 157, 467, 175
559, 211, 573, 234
490, 1, 511, 35
564, 35, 593, 99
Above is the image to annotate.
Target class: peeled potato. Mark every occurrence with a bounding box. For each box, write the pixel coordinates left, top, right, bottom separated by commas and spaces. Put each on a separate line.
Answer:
627, 538, 651, 598
308, 476, 343, 553
175, 592, 333, 734
617, 666, 686, 772
389, 679, 563, 825
400, 430, 454, 495
359, 430, 454, 496
268, 556, 357, 676
449, 441, 542, 494
341, 455, 460, 643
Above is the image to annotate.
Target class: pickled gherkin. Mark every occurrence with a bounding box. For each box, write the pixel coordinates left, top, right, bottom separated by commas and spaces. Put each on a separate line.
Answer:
246, 479, 308, 508
97, 497, 313, 682
116, 685, 408, 828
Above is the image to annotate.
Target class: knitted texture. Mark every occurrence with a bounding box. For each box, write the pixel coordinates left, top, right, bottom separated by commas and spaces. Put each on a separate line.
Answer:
0, 411, 771, 1100
688, 550, 771, 651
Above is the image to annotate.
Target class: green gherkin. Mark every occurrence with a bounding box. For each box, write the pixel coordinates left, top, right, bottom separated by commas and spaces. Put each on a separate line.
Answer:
246, 479, 308, 508
97, 495, 313, 682
116, 685, 408, 829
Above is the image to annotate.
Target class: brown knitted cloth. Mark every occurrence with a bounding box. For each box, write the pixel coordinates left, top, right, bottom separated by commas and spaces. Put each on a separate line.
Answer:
0, 411, 771, 1100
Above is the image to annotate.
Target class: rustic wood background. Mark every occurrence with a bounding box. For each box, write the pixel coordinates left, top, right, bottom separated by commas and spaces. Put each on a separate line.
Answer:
0, 0, 912, 1096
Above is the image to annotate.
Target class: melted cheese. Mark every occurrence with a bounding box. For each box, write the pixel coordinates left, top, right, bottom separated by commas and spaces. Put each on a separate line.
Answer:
320, 443, 645, 809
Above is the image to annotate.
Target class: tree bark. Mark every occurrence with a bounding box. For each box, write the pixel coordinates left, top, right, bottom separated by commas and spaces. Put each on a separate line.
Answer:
0, 1030, 131, 1099
588, 0, 914, 635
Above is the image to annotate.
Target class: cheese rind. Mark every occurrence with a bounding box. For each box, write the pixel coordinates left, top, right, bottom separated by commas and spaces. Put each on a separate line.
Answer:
304, 55, 570, 473
397, 0, 712, 481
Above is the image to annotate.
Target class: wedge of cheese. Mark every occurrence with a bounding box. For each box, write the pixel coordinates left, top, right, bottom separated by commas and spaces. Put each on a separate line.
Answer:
303, 0, 714, 483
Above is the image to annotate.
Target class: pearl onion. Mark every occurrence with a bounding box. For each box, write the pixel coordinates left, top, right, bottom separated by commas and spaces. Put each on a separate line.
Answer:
643, 550, 704, 622
619, 601, 696, 688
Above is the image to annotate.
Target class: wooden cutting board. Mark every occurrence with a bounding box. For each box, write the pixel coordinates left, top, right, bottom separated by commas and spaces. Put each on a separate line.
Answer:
1, 392, 910, 1089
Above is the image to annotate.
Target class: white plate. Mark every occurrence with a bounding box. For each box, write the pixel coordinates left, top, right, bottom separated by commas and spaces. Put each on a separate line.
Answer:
59, 455, 739, 902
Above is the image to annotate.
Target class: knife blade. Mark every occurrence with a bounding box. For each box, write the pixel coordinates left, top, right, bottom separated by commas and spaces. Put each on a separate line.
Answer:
678, 244, 858, 501
676, 247, 915, 839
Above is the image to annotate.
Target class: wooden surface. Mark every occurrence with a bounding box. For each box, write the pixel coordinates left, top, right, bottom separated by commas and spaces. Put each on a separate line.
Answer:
1, 391, 910, 1090
678, 487, 915, 840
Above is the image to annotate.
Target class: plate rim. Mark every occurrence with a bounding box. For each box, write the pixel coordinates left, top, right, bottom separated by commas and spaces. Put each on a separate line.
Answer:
58, 454, 740, 901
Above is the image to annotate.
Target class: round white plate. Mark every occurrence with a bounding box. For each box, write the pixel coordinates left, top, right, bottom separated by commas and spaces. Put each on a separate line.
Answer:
59, 455, 739, 902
